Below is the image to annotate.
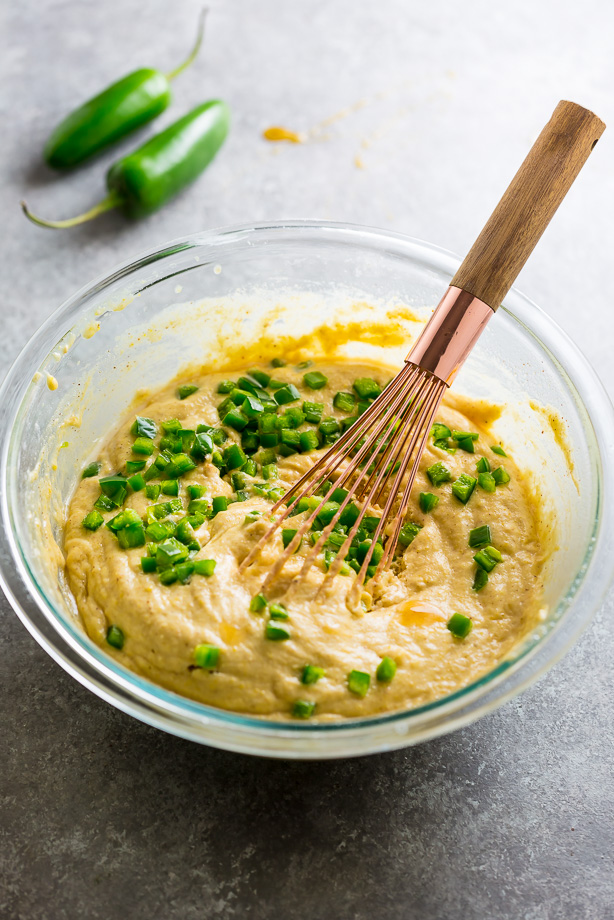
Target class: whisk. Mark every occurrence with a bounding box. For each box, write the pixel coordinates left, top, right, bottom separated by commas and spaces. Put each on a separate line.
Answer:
241, 100, 604, 603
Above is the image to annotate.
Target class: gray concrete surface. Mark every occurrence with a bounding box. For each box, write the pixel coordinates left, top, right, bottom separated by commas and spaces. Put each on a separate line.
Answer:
1, 1, 613, 917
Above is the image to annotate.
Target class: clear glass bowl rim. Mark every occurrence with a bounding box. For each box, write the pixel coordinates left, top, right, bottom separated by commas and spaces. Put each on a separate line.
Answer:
1, 219, 613, 759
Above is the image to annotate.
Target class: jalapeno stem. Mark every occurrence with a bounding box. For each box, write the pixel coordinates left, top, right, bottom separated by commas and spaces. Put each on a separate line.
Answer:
20, 193, 123, 229
165, 7, 208, 81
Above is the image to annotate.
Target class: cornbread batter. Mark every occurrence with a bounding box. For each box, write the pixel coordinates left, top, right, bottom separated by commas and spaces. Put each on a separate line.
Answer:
64, 360, 546, 720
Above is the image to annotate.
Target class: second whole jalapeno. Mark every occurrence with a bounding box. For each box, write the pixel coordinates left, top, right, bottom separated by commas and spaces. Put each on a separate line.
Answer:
22, 99, 231, 228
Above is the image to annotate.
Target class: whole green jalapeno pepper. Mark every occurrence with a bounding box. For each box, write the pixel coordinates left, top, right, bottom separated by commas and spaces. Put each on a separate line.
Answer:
44, 9, 207, 170
22, 99, 231, 228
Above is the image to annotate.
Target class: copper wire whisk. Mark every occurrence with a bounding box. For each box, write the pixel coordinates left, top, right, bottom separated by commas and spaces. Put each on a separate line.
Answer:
241, 101, 604, 602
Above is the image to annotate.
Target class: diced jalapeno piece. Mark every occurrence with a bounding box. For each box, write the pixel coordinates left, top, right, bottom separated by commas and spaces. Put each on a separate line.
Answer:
303, 401, 324, 423
431, 423, 451, 440
274, 384, 301, 405
250, 593, 267, 613
353, 378, 381, 399
82, 461, 101, 479
319, 417, 340, 437
172, 561, 193, 583
106, 625, 125, 649
456, 437, 475, 454
492, 466, 511, 485
301, 664, 324, 685
156, 537, 189, 569
478, 471, 496, 493
191, 431, 213, 459
130, 416, 157, 439
280, 429, 301, 453
348, 669, 370, 697
223, 408, 249, 432
333, 391, 355, 413
269, 602, 289, 620
127, 473, 146, 492
282, 528, 302, 551
265, 623, 290, 640
132, 437, 155, 456
194, 644, 220, 668
162, 418, 182, 434
451, 473, 477, 504
99, 474, 128, 498
447, 612, 472, 639
82, 510, 104, 531
303, 371, 328, 390
376, 656, 397, 682
194, 559, 216, 576
292, 700, 316, 719
117, 521, 146, 549
223, 444, 247, 470
299, 430, 320, 452
469, 524, 491, 547
398, 522, 422, 547
211, 496, 228, 516
426, 462, 452, 486
419, 492, 439, 513
474, 549, 498, 572
177, 384, 199, 400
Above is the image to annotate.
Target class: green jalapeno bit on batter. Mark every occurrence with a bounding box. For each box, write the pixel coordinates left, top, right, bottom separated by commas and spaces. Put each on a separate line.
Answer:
353, 378, 381, 399
82, 510, 104, 531
250, 593, 267, 613
478, 471, 496, 493
431, 423, 451, 440
468, 524, 492, 547
265, 623, 290, 641
269, 602, 289, 620
273, 384, 301, 406
333, 391, 355, 413
292, 700, 316, 719
398, 522, 422, 548
194, 559, 216, 577
193, 643, 220, 669
419, 492, 439, 513
492, 466, 511, 485
301, 665, 324, 685
376, 657, 397, 682
106, 625, 125, 649
451, 473, 477, 504
447, 613, 472, 639
303, 371, 328, 390
426, 462, 452, 486
348, 670, 370, 697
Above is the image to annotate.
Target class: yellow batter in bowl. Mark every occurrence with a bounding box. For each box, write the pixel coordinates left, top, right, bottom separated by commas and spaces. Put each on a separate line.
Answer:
64, 357, 547, 721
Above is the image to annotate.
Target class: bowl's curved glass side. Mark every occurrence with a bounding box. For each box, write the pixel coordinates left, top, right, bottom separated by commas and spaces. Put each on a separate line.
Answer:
1, 222, 613, 758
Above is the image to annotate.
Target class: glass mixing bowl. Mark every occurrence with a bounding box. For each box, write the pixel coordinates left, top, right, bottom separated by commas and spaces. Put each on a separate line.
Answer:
1, 221, 613, 759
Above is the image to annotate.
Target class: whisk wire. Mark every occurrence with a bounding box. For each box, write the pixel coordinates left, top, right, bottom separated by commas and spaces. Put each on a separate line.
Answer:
257, 365, 424, 591
240, 362, 421, 576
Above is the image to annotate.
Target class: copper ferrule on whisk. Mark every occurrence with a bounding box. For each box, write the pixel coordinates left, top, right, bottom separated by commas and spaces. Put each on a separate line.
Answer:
406, 286, 494, 385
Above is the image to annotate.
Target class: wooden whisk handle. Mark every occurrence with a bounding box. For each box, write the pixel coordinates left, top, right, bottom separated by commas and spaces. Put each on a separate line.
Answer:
451, 100, 605, 310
